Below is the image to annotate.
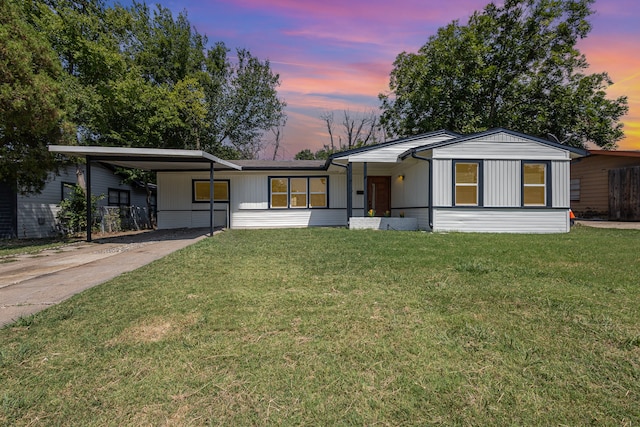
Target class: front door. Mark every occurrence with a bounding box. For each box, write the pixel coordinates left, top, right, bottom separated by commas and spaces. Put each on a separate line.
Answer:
367, 176, 391, 216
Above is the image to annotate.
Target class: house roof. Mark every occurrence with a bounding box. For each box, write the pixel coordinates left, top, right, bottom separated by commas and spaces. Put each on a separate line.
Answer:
400, 128, 588, 159
327, 130, 461, 164
233, 160, 326, 170
587, 149, 640, 158
48, 145, 242, 171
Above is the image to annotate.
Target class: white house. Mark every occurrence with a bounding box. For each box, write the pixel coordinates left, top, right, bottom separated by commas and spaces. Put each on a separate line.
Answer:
48, 128, 586, 237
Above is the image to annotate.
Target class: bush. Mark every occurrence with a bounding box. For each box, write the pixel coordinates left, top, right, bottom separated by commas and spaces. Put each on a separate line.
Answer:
56, 184, 104, 234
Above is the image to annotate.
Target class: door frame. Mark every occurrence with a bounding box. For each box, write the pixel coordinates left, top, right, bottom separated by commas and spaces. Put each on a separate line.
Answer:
367, 176, 391, 216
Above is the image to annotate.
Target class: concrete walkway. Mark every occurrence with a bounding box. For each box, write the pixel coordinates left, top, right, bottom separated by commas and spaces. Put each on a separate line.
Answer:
0, 228, 210, 327
575, 220, 640, 230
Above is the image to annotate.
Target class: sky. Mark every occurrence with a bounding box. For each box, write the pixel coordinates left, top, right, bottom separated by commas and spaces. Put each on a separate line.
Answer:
127, 0, 640, 158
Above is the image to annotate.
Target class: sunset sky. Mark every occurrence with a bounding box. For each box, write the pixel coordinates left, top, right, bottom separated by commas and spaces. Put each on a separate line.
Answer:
130, 0, 640, 157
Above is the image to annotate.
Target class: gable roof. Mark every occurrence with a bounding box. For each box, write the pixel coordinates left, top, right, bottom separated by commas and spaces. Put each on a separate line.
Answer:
327, 129, 461, 165
400, 128, 588, 159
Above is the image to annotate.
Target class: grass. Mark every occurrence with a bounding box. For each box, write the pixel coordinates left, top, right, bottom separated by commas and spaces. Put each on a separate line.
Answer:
0, 237, 78, 258
1, 226, 639, 425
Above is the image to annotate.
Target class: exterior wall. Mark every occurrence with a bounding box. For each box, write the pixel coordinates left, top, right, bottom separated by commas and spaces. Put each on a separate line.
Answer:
570, 155, 640, 217
433, 208, 570, 233
428, 133, 573, 233
16, 164, 147, 238
157, 170, 348, 230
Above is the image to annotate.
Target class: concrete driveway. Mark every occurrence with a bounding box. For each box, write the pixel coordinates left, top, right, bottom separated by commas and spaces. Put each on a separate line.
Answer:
0, 228, 210, 327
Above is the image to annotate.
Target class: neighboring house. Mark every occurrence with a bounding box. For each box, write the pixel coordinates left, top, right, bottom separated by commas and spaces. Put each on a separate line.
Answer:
0, 163, 150, 239
49, 128, 586, 236
570, 150, 640, 220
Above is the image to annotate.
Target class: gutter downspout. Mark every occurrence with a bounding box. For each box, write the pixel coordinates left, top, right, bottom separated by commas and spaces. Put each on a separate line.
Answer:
330, 160, 351, 227
411, 151, 433, 230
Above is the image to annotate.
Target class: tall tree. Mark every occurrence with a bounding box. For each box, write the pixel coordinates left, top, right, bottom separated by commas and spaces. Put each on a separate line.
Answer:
380, 0, 628, 149
0, 0, 73, 193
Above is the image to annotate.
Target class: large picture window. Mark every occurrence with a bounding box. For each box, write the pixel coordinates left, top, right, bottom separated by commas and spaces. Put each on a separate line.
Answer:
522, 162, 548, 206
192, 180, 229, 202
454, 162, 480, 206
270, 177, 328, 209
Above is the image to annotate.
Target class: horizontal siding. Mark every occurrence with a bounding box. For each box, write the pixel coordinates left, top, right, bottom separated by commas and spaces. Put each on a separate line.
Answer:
484, 160, 519, 207
570, 155, 640, 216
18, 164, 147, 238
433, 132, 569, 160
231, 209, 347, 229
433, 208, 569, 233
157, 209, 227, 229
341, 135, 454, 162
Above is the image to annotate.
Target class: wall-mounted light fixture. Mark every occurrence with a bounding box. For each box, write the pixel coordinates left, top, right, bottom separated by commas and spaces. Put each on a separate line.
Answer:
398, 174, 405, 181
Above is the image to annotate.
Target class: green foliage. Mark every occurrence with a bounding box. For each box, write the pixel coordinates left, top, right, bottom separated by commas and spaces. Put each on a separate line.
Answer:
380, 0, 628, 149
12, 0, 285, 163
0, 0, 73, 193
56, 184, 103, 234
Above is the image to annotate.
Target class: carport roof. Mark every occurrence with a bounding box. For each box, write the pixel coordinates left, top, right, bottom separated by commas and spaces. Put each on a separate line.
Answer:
48, 145, 242, 171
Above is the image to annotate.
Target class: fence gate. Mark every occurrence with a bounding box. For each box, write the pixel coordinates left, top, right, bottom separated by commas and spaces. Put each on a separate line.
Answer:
609, 166, 640, 221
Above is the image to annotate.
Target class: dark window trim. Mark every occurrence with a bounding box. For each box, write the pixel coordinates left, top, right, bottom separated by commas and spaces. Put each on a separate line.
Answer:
61, 181, 75, 201
192, 179, 230, 203
268, 176, 330, 209
107, 187, 131, 207
521, 161, 552, 207
452, 160, 484, 207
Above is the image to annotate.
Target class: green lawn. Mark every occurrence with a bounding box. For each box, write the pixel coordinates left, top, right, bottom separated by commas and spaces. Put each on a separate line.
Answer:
1, 227, 638, 425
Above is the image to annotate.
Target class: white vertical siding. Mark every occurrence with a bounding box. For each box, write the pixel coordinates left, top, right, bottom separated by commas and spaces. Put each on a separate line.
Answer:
552, 161, 570, 208
484, 160, 520, 207
432, 159, 452, 207
433, 208, 570, 233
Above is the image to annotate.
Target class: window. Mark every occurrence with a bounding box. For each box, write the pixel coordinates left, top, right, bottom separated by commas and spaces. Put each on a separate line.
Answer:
522, 162, 549, 206
290, 178, 307, 208
108, 188, 130, 207
192, 180, 229, 202
454, 162, 480, 206
570, 178, 580, 201
61, 182, 75, 202
309, 177, 328, 207
270, 177, 328, 209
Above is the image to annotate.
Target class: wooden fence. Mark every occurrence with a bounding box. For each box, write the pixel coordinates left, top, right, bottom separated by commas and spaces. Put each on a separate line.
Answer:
609, 166, 640, 221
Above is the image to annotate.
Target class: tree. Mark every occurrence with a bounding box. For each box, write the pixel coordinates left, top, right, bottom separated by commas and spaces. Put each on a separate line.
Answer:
202, 44, 287, 159
0, 0, 73, 193
379, 0, 629, 149
321, 110, 382, 150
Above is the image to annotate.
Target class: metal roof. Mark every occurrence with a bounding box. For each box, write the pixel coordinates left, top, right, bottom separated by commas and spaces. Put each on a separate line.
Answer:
48, 145, 242, 171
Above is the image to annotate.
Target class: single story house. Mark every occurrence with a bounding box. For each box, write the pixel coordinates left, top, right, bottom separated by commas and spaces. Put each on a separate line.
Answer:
49, 128, 586, 238
0, 163, 151, 239
570, 150, 640, 220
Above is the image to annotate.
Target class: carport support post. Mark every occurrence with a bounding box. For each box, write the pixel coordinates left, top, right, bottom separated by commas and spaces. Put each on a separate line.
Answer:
209, 161, 214, 237
347, 162, 353, 222
86, 156, 92, 242
363, 162, 368, 216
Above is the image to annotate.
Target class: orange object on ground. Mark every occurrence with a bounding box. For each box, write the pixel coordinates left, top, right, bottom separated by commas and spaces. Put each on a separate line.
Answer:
569, 209, 576, 219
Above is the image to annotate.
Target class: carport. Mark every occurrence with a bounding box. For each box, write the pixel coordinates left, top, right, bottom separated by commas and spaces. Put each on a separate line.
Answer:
48, 145, 242, 241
